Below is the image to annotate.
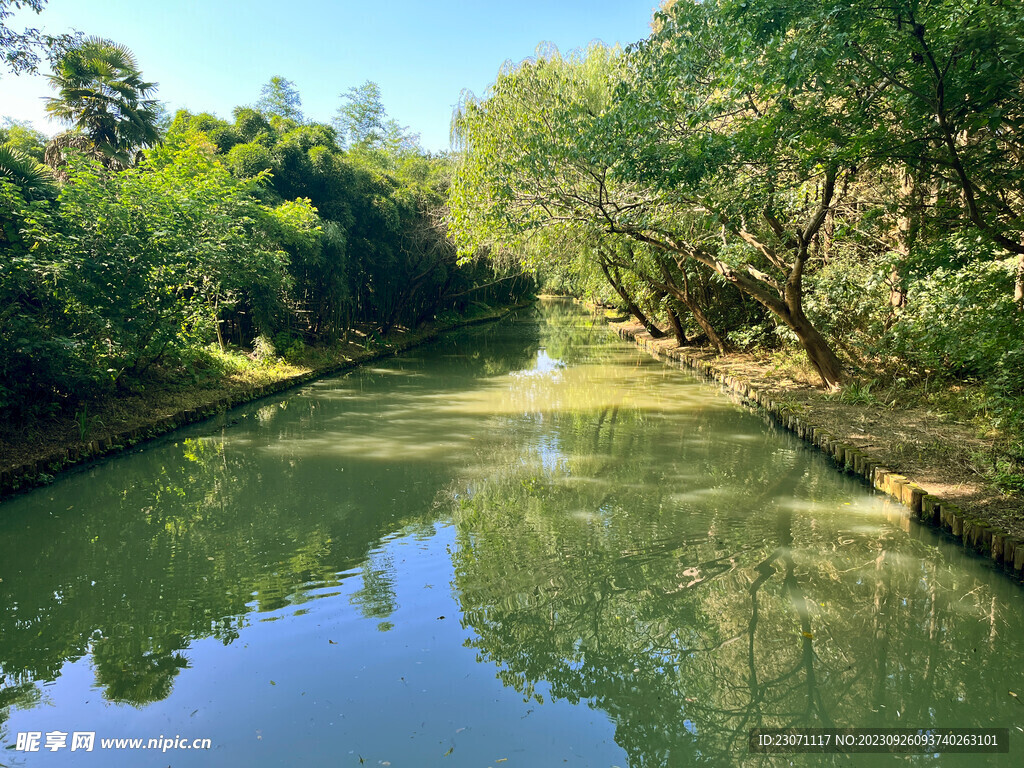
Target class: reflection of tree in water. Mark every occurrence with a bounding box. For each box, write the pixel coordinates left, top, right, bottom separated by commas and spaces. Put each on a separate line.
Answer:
92, 637, 190, 707
449, 401, 1024, 766
535, 298, 611, 366
0, 307, 542, 712
0, 431, 432, 708
0, 681, 40, 743
350, 550, 398, 621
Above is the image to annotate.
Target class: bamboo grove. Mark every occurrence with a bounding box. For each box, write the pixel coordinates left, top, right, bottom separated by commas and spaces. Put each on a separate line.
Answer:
1, 39, 529, 422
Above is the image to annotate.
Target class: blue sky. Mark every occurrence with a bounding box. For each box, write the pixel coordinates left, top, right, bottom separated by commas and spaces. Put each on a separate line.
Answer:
2, 0, 658, 152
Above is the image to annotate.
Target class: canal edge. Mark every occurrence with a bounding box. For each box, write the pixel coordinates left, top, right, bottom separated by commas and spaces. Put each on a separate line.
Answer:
611, 322, 1024, 583
0, 301, 532, 502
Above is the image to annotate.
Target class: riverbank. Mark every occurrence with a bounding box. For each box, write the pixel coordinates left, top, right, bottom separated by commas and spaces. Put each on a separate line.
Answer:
0, 302, 531, 499
611, 319, 1024, 580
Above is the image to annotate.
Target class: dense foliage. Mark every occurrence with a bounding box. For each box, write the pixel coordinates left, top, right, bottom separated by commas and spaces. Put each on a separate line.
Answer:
1, 41, 529, 422
449, 0, 1024, 429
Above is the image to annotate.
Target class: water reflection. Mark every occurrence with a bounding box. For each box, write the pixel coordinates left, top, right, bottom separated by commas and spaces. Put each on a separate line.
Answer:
0, 317, 540, 718
0, 300, 1021, 767
448, 402, 1024, 766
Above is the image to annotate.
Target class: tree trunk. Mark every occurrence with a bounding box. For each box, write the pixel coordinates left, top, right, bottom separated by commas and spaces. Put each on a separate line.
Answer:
653, 258, 730, 355
615, 171, 845, 388
664, 300, 686, 346
889, 268, 906, 311
679, 294, 727, 356
1016, 251, 1024, 309
787, 307, 844, 390
214, 295, 225, 352
889, 171, 919, 313
599, 260, 665, 338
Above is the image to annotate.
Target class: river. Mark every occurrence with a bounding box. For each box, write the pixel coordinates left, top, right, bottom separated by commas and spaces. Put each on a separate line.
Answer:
0, 299, 1020, 766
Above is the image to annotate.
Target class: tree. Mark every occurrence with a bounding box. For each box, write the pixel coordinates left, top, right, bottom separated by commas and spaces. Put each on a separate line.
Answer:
449, 45, 680, 331
34, 135, 297, 383
604, 1, 865, 387
449, 40, 844, 383
44, 36, 160, 166
382, 117, 421, 156
0, 117, 47, 160
332, 80, 418, 153
782, 0, 1024, 304
333, 80, 386, 148
256, 75, 304, 122
0, 0, 74, 76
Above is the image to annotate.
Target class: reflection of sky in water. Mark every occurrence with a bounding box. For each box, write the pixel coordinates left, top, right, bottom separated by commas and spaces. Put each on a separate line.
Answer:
536, 434, 567, 473
511, 348, 566, 378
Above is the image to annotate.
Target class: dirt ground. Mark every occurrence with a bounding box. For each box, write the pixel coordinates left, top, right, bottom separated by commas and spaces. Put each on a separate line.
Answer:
612, 320, 1024, 542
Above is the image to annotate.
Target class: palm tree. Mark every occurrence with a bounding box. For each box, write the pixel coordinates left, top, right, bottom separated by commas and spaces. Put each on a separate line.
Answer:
44, 36, 160, 167
0, 143, 56, 198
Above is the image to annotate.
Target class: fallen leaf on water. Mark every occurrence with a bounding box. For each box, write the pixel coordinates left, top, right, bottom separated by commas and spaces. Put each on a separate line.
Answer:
329, 639, 338, 644
443, 747, 453, 756
270, 680, 276, 685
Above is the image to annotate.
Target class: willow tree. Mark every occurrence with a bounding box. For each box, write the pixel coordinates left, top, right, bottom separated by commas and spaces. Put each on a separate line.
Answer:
450, 45, 720, 345
449, 35, 847, 386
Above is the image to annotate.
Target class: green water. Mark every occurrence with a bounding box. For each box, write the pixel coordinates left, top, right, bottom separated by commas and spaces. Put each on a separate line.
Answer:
1, 300, 1021, 767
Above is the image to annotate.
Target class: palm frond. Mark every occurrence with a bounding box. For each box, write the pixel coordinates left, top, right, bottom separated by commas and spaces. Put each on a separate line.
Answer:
0, 144, 58, 198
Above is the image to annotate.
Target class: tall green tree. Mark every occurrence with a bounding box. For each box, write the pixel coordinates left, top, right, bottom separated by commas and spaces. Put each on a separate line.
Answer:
449, 39, 847, 384
332, 80, 419, 154
333, 80, 386, 149
256, 75, 304, 123
44, 36, 160, 166
733, 0, 1024, 303
0, 117, 47, 160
